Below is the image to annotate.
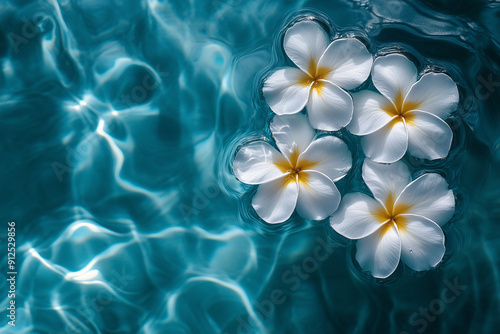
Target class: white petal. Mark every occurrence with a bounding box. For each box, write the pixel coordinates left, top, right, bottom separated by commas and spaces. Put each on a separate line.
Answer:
395, 173, 455, 226
372, 54, 418, 105
233, 142, 286, 185
404, 72, 459, 119
296, 171, 341, 220
306, 81, 353, 131
329, 192, 386, 239
356, 222, 401, 278
318, 38, 373, 90
270, 114, 315, 162
263, 67, 312, 115
398, 214, 445, 271
298, 136, 352, 182
283, 20, 329, 74
362, 159, 411, 205
406, 111, 453, 160
361, 120, 408, 163
252, 177, 299, 224
348, 90, 395, 135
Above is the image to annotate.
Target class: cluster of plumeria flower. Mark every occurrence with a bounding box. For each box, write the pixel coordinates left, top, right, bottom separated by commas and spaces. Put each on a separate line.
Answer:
232, 19, 458, 279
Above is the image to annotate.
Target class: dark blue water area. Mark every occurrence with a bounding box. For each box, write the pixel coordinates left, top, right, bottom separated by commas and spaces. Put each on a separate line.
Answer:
0, 0, 499, 333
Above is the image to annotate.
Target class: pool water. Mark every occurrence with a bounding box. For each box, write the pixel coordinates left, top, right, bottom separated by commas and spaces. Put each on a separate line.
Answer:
1, 0, 500, 333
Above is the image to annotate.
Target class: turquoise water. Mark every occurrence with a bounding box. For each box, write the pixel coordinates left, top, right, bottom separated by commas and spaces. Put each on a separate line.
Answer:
1, 0, 500, 333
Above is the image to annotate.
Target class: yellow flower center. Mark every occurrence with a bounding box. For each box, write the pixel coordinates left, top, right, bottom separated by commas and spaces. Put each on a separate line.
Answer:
382, 89, 422, 125
274, 146, 318, 186
372, 192, 413, 234
298, 59, 333, 94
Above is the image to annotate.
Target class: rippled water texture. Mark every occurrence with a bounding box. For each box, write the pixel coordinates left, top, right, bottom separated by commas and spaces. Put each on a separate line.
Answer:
1, 0, 500, 333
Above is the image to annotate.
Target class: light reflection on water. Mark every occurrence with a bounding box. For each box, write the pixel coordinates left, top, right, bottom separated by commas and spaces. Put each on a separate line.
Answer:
0, 0, 499, 333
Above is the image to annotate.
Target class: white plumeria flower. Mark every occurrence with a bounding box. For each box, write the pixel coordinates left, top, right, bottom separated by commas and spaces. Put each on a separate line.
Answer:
233, 114, 352, 224
348, 54, 459, 163
330, 159, 455, 278
263, 20, 373, 131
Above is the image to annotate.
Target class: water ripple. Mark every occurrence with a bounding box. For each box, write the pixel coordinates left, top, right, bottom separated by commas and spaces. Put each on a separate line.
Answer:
1, 0, 499, 333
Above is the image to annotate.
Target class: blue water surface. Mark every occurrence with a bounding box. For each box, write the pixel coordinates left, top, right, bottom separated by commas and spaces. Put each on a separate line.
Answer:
1, 0, 500, 333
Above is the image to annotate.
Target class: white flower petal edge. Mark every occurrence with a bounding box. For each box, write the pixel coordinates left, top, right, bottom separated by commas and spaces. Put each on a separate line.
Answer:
263, 67, 312, 115
270, 113, 315, 161
348, 90, 394, 135
317, 38, 373, 90
398, 214, 445, 271
233, 142, 286, 185
362, 159, 411, 205
361, 120, 408, 163
307, 81, 353, 131
405, 111, 453, 160
395, 173, 455, 226
283, 20, 329, 75
296, 171, 341, 220
372, 54, 418, 104
298, 135, 352, 182
330, 192, 385, 239
234, 114, 352, 224
252, 176, 299, 224
329, 159, 455, 278
356, 223, 401, 279
404, 72, 459, 119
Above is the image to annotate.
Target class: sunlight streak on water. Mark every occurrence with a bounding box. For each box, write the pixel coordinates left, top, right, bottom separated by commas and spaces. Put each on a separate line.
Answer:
1, 0, 499, 333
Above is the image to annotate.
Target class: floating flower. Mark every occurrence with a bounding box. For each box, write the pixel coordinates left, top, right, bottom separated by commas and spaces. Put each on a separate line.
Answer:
263, 20, 373, 131
233, 114, 352, 224
330, 159, 455, 278
347, 54, 459, 163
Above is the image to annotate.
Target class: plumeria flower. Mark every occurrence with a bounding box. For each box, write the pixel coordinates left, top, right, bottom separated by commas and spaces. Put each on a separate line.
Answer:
263, 20, 373, 131
330, 159, 455, 278
347, 54, 459, 163
233, 114, 352, 224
